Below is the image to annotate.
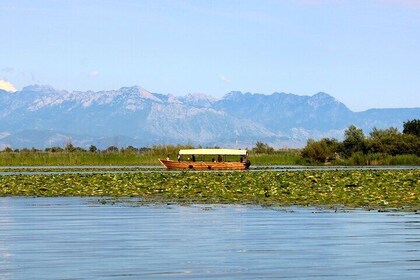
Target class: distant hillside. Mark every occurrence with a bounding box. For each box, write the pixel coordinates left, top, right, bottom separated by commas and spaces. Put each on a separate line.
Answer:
0, 85, 419, 149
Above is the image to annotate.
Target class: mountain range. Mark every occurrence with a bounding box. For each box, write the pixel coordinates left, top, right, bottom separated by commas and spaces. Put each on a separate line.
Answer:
0, 85, 419, 149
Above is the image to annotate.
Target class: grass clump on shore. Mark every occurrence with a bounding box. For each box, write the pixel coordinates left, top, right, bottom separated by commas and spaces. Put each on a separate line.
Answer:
0, 150, 160, 166
1, 170, 418, 211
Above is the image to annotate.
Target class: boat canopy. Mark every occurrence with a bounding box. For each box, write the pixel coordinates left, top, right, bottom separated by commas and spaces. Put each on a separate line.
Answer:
178, 149, 247, 156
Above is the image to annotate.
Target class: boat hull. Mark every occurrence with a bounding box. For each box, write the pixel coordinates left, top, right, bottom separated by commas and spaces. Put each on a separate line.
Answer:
159, 159, 247, 170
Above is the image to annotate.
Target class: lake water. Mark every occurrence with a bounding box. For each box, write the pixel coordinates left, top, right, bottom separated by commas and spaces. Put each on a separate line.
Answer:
0, 197, 418, 279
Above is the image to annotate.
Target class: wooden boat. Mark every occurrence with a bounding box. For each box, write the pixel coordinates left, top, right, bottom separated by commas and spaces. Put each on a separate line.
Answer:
159, 148, 250, 170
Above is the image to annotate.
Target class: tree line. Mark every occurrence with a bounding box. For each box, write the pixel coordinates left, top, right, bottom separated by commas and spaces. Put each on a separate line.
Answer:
301, 119, 420, 164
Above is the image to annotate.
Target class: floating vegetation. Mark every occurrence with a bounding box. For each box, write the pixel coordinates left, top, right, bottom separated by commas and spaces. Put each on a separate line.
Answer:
0, 170, 419, 211
0, 167, 163, 173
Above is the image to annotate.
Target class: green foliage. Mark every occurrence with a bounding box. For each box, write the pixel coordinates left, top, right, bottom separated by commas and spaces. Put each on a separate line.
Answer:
0, 146, 302, 166
64, 143, 76, 152
105, 146, 119, 152
389, 154, 420, 165
45, 146, 64, 152
0, 170, 418, 210
301, 138, 339, 163
302, 123, 420, 164
252, 142, 275, 154
369, 128, 419, 156
149, 144, 194, 157
369, 127, 400, 155
403, 119, 420, 137
89, 145, 98, 153
346, 152, 369, 165
342, 125, 368, 157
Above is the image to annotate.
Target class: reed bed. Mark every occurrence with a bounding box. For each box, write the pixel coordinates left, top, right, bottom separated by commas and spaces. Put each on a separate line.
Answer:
0, 151, 159, 166
0, 150, 303, 166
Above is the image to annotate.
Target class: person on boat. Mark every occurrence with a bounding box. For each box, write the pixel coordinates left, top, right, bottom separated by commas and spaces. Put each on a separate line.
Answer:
191, 154, 196, 162
177, 154, 181, 162
212, 158, 215, 162
240, 156, 244, 163
217, 155, 222, 162
166, 154, 170, 161
244, 157, 251, 169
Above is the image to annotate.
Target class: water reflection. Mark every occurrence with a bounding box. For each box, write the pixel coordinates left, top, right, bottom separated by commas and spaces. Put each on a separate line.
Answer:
0, 198, 418, 279
0, 199, 14, 280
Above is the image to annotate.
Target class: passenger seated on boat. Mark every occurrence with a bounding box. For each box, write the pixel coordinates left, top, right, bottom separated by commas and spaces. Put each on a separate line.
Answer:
177, 154, 181, 162
191, 154, 196, 162
244, 158, 251, 169
217, 155, 222, 162
212, 158, 215, 162
240, 156, 244, 163
166, 154, 170, 161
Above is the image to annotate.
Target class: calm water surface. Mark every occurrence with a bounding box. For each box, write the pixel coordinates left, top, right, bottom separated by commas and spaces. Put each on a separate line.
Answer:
0, 197, 419, 279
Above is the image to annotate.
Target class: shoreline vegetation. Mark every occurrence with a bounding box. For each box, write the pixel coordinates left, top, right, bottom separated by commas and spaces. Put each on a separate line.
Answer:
1, 170, 419, 211
0, 120, 418, 166
0, 144, 418, 166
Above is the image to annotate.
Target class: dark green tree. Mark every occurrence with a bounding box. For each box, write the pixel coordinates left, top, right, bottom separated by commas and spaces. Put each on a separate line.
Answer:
125, 146, 138, 152
2, 147, 13, 152
64, 143, 76, 152
342, 125, 368, 157
45, 146, 64, 152
369, 127, 401, 155
253, 142, 275, 154
89, 145, 98, 153
403, 119, 420, 137
301, 138, 339, 163
106, 146, 119, 152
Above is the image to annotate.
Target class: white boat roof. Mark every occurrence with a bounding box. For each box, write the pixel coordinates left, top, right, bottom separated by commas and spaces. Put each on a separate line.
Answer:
179, 149, 247, 156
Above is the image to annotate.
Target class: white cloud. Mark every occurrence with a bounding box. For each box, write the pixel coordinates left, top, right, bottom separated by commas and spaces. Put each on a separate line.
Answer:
87, 70, 99, 77
220, 75, 231, 83
0, 80, 17, 92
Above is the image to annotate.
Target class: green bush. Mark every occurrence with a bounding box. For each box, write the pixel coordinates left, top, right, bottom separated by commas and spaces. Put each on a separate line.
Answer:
389, 154, 420, 165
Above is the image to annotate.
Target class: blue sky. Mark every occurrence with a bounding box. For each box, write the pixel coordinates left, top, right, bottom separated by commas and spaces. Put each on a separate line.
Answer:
1, 0, 419, 111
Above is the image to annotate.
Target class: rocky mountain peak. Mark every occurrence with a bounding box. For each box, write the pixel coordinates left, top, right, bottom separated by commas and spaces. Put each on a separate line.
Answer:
21, 84, 62, 94
119, 86, 162, 103
308, 92, 349, 110
222, 91, 244, 100
181, 93, 217, 107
